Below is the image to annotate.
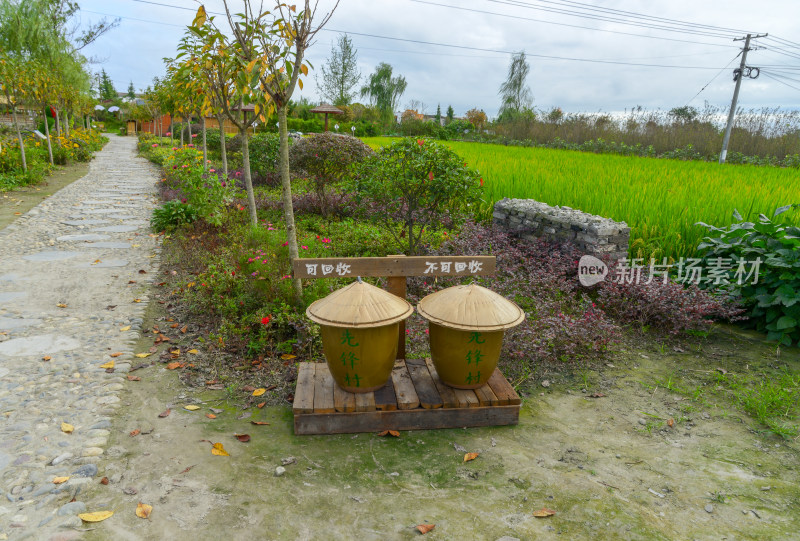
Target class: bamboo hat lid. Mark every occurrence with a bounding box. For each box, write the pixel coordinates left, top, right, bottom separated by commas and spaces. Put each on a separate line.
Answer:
417, 283, 525, 331
306, 279, 414, 328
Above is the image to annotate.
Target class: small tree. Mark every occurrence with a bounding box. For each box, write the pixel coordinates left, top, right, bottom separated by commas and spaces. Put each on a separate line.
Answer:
498, 51, 532, 118
446, 104, 454, 124
316, 33, 360, 106
434, 103, 441, 124
98, 69, 116, 101
290, 132, 372, 216
360, 62, 406, 127
350, 138, 483, 255
465, 108, 487, 131
126, 81, 136, 100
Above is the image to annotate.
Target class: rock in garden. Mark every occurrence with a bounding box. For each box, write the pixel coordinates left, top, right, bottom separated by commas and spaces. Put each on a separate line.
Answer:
57, 501, 86, 516
72, 464, 98, 478
704, 504, 713, 513
274, 466, 286, 477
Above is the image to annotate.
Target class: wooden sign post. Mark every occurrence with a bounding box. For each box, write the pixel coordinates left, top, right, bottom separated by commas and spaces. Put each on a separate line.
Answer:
292, 255, 496, 359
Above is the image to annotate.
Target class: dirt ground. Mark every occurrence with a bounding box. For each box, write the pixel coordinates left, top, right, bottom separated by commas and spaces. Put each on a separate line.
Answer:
76, 301, 800, 540
0, 162, 90, 228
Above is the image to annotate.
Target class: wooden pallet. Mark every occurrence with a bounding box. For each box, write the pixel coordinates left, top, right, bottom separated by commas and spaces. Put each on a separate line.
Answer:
293, 358, 521, 435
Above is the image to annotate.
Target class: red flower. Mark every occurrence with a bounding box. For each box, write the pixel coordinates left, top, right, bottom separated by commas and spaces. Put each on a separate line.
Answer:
480, 178, 484, 187
417, 139, 424, 146
428, 171, 433, 181
261, 316, 271, 325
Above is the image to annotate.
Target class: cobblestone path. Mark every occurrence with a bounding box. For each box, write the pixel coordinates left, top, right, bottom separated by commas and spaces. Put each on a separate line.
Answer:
0, 136, 160, 539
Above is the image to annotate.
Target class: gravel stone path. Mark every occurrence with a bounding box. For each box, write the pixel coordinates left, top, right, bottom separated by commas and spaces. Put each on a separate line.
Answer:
0, 136, 160, 540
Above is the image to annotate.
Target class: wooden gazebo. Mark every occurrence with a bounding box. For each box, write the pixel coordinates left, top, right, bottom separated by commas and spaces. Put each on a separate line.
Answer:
310, 103, 343, 132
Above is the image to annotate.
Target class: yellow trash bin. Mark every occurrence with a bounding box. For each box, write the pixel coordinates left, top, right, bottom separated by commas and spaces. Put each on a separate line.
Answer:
417, 283, 525, 389
306, 278, 413, 393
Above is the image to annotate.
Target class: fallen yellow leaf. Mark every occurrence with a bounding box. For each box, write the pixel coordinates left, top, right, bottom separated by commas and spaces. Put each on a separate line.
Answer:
42, 356, 51, 361
532, 508, 556, 518
252, 388, 266, 397
184, 405, 200, 411
135, 353, 150, 358
463, 452, 479, 462
110, 352, 123, 358
53, 476, 70, 484
133, 298, 142, 303
61, 422, 74, 434
280, 353, 296, 360
211, 442, 229, 456
78, 510, 114, 523
416, 524, 435, 534
135, 502, 153, 519
120, 326, 131, 332
187, 349, 199, 355
56, 303, 68, 308
99, 361, 115, 369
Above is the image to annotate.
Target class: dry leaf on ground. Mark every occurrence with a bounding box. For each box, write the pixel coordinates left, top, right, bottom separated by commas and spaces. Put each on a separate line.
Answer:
109, 352, 123, 358
127, 375, 141, 381
280, 353, 296, 360
136, 502, 153, 519
187, 349, 199, 354
120, 326, 131, 332
463, 452, 479, 462
532, 508, 556, 518
100, 477, 109, 485
234, 433, 251, 442
56, 303, 67, 308
257, 402, 266, 409
184, 405, 200, 411
158, 409, 170, 418
251, 421, 269, 426
135, 353, 150, 358
377, 430, 400, 437
99, 361, 115, 369
129, 429, 140, 437
166, 362, 184, 370
42, 356, 51, 361
211, 442, 229, 456
416, 524, 435, 534
78, 510, 114, 523
252, 388, 266, 397
53, 476, 70, 484
206, 413, 216, 419
61, 422, 74, 434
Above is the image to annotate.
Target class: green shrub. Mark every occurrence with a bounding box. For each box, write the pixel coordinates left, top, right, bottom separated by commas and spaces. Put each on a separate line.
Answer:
249, 132, 282, 177
697, 205, 800, 346
163, 146, 235, 225
290, 133, 372, 216
151, 200, 199, 232
349, 137, 484, 254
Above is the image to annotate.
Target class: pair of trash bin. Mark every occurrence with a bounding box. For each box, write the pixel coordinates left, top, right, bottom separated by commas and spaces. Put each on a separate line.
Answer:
306, 279, 525, 393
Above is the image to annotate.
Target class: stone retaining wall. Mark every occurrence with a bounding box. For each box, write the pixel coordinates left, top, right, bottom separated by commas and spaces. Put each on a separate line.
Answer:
493, 198, 630, 260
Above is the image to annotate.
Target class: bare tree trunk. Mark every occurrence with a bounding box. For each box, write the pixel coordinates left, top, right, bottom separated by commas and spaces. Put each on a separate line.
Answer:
63, 111, 69, 137
54, 108, 61, 136
11, 105, 27, 172
42, 107, 54, 165
278, 106, 302, 302
240, 127, 258, 226
201, 115, 207, 171
180, 117, 185, 146
217, 114, 228, 177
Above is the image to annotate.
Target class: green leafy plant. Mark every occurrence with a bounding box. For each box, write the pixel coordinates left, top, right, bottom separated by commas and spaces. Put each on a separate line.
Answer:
697, 204, 800, 346
163, 146, 235, 225
151, 200, 199, 232
349, 137, 483, 254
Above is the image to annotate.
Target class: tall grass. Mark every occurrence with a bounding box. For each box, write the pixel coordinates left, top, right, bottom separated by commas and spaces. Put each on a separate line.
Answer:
495, 104, 800, 161
361, 137, 800, 260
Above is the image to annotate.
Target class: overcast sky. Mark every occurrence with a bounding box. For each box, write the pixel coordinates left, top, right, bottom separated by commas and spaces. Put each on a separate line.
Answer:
76, 0, 800, 118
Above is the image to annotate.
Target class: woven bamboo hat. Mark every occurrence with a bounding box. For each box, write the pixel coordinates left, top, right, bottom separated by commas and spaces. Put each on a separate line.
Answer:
306, 279, 414, 328
417, 283, 525, 331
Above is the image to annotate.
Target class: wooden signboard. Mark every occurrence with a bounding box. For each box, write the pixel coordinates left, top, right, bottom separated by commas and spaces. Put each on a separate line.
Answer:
292, 255, 496, 359
292, 255, 495, 279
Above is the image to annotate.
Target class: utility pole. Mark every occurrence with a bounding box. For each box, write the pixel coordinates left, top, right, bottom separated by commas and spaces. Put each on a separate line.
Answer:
719, 33, 767, 164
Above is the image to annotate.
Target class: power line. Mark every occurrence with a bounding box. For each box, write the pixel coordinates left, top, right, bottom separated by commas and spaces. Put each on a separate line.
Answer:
407, 0, 738, 49
93, 1, 734, 71
503, 0, 758, 35
685, 53, 741, 105
761, 71, 800, 93
484, 0, 747, 39
762, 70, 800, 86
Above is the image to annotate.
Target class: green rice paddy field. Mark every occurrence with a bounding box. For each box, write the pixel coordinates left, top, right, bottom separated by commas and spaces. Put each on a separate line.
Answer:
361, 137, 800, 259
